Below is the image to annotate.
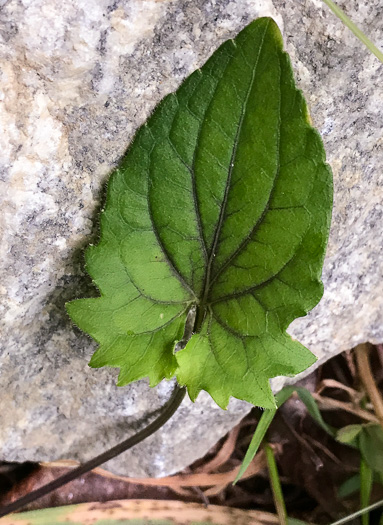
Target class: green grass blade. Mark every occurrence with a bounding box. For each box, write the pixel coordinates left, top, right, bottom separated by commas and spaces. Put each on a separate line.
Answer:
233, 407, 276, 484
321, 0, 383, 63
360, 457, 373, 525
234, 387, 294, 484
296, 387, 335, 436
265, 442, 288, 525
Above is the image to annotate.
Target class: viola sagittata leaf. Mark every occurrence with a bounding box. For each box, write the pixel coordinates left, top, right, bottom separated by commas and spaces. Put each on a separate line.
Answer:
67, 17, 333, 409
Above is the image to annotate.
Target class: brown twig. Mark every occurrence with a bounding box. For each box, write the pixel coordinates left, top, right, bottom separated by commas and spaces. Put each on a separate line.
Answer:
311, 393, 378, 423
355, 343, 383, 430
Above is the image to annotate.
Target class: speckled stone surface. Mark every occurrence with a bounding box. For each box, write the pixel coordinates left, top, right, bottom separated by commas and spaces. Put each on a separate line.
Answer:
0, 0, 382, 476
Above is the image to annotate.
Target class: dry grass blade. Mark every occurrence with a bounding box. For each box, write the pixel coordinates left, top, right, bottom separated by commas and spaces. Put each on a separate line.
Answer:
93, 451, 267, 488
194, 425, 241, 473
305, 435, 346, 467
355, 343, 383, 430
311, 393, 379, 423
317, 379, 363, 403
165, 485, 195, 498
40, 451, 267, 491
344, 349, 357, 379
0, 499, 281, 525
375, 345, 383, 381
203, 483, 229, 497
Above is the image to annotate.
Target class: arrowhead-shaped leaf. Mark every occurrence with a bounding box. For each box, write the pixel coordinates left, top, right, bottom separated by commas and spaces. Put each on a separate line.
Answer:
67, 18, 333, 409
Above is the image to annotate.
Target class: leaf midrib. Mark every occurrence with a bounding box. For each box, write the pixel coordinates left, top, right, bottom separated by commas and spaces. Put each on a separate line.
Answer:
200, 22, 270, 311
143, 20, 288, 321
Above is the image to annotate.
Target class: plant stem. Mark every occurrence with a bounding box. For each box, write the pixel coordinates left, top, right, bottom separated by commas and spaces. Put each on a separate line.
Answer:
264, 443, 288, 525
321, 0, 383, 63
0, 385, 186, 519
355, 343, 383, 430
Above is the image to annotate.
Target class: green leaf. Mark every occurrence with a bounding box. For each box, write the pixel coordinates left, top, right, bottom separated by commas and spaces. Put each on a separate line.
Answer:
339, 471, 383, 500
338, 474, 361, 499
359, 425, 383, 473
294, 388, 335, 436
67, 17, 333, 409
336, 424, 364, 444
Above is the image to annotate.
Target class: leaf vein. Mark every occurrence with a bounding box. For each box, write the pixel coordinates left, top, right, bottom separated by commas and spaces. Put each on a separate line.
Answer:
202, 20, 270, 303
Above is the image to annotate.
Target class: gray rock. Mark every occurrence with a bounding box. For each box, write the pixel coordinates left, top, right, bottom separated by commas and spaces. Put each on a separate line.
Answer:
0, 0, 382, 476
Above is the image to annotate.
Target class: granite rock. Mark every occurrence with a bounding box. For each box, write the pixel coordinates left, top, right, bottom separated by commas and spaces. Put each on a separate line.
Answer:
0, 0, 382, 476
